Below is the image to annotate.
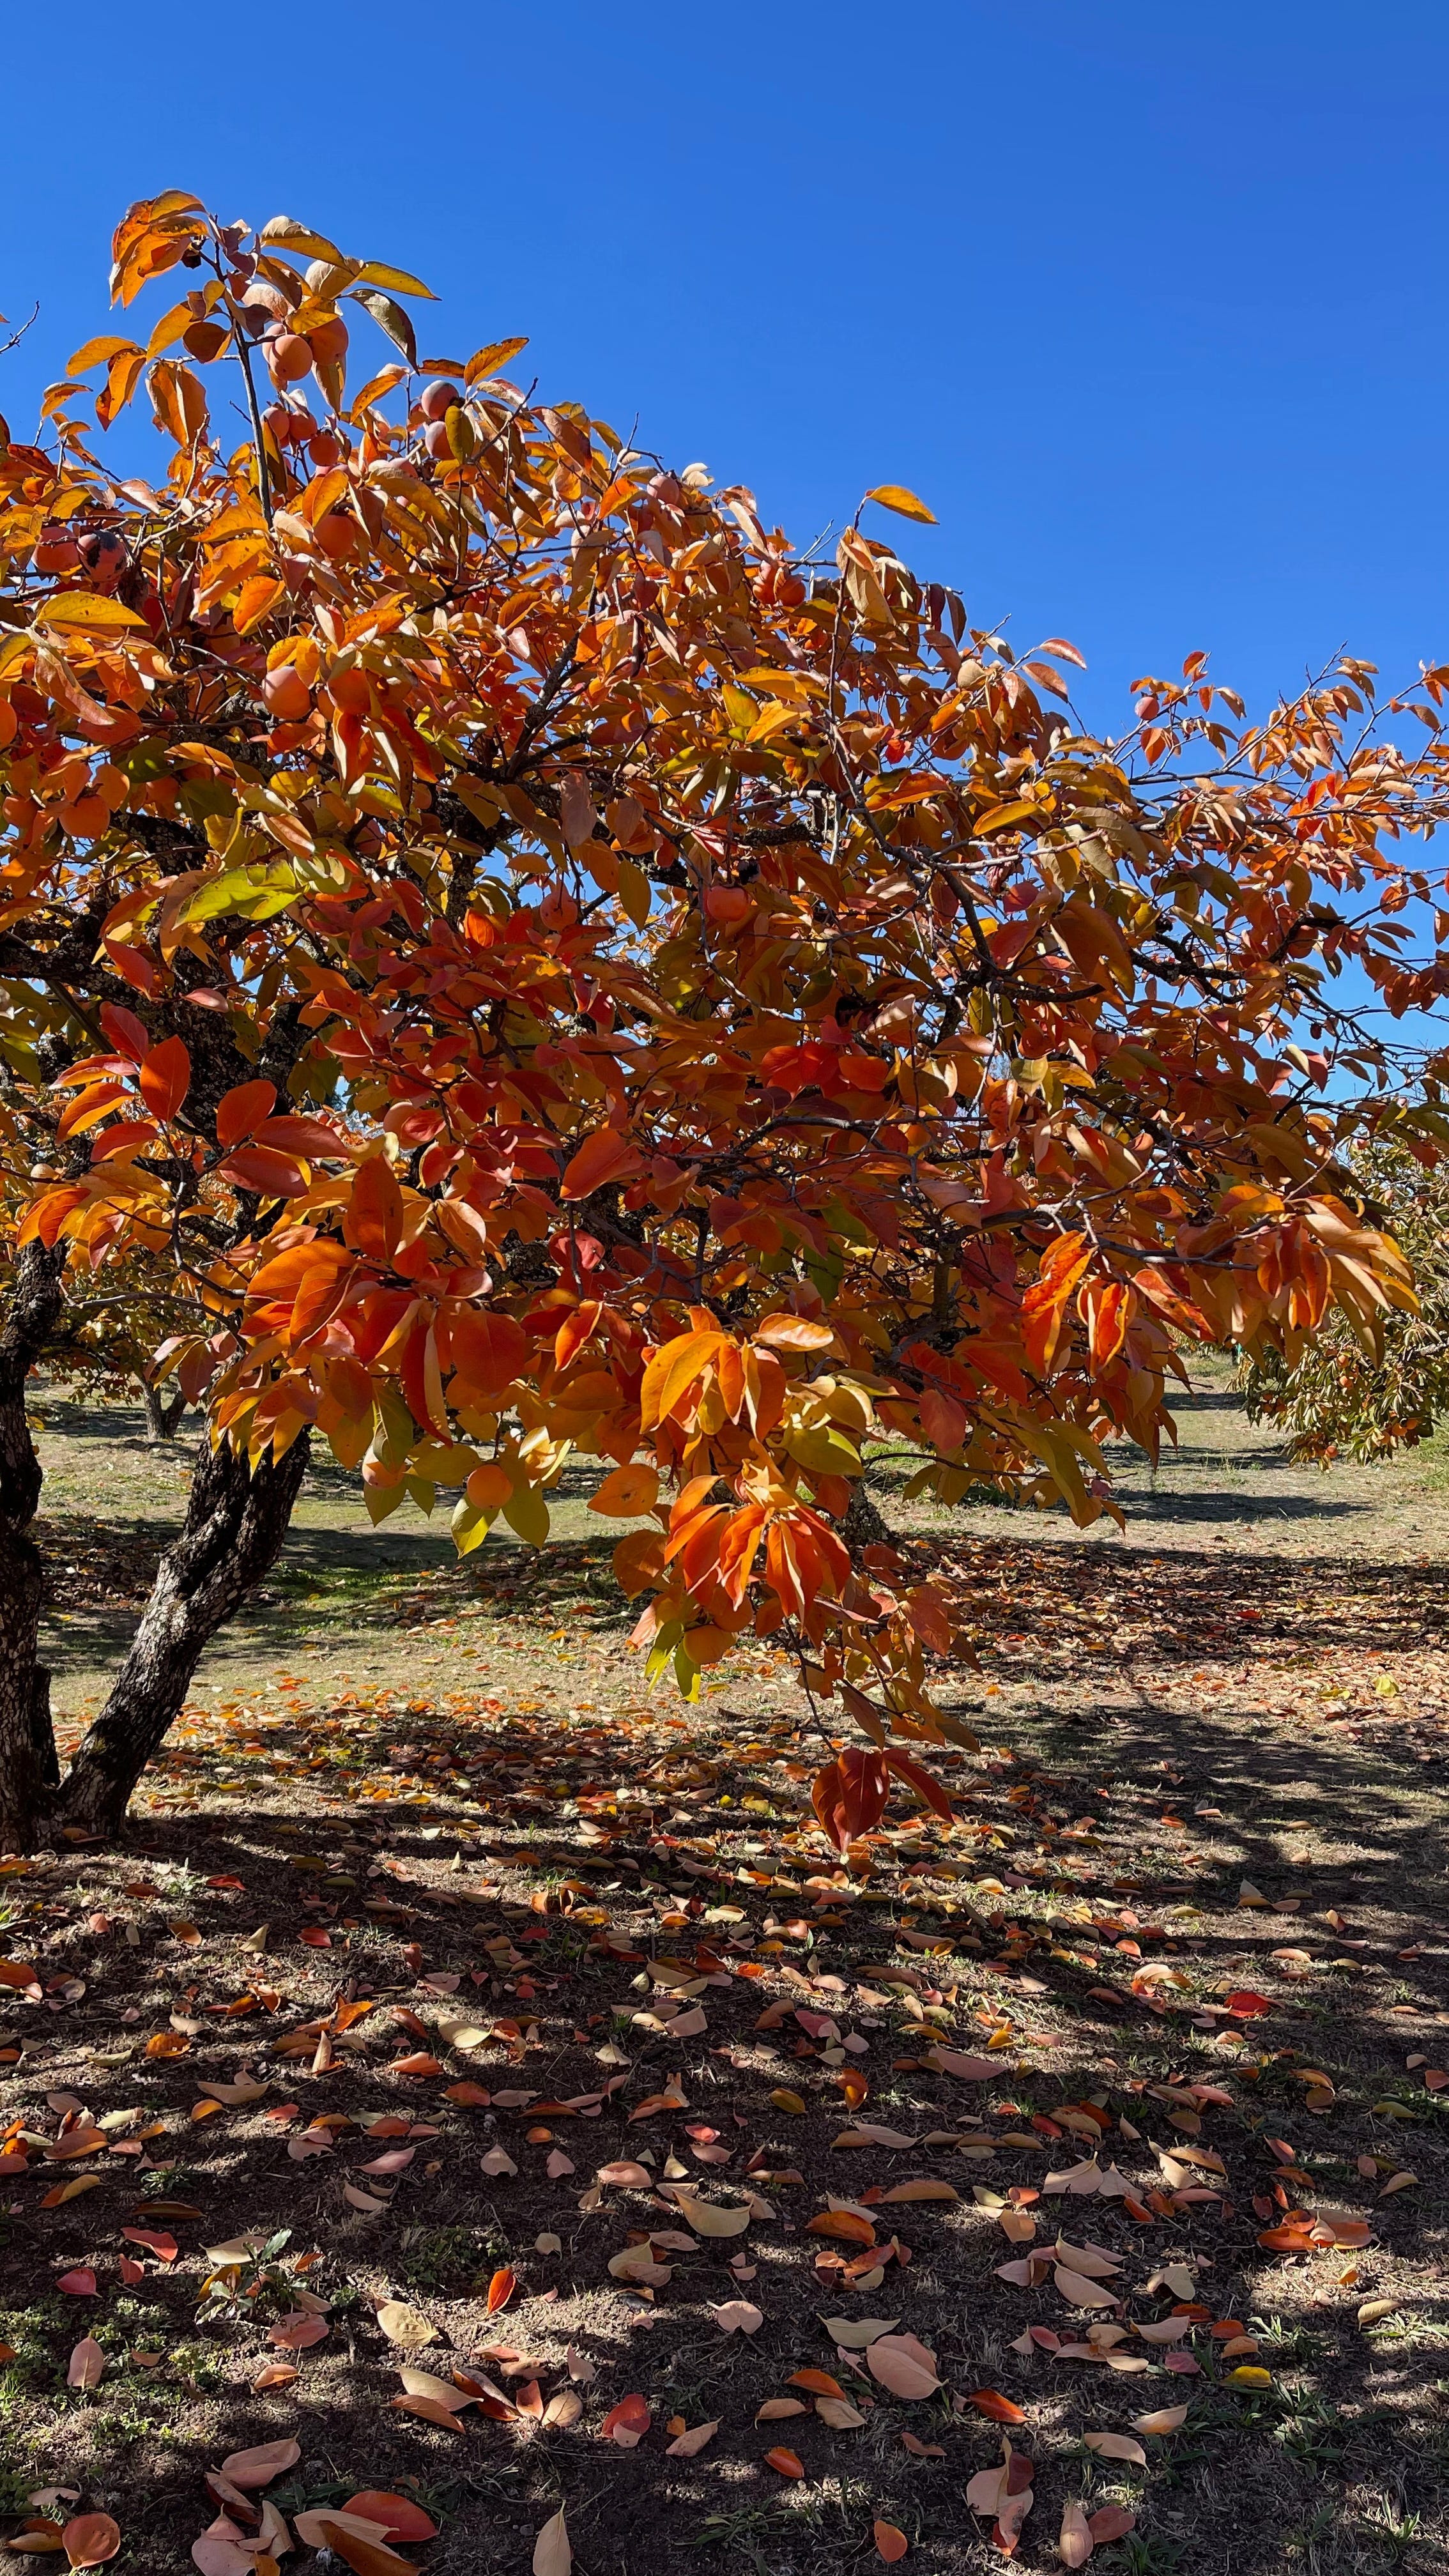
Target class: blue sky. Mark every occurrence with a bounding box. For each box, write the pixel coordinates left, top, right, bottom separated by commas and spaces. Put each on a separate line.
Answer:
3, 0, 1448, 740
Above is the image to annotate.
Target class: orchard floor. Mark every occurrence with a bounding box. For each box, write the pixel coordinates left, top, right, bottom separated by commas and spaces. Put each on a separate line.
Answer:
2, 1370, 1446, 2576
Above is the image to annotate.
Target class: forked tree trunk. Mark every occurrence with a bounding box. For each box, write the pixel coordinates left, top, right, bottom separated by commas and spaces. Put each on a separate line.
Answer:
142, 1379, 188, 1443
57, 1429, 312, 1839
0, 1243, 65, 1853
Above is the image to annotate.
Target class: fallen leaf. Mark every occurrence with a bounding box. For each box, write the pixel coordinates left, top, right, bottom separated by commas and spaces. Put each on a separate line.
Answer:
66, 2338, 106, 2390
1083, 2433, 1146, 2465
874, 2522, 909, 2563
601, 2393, 651, 2448
63, 2517, 121, 2569
341, 2497, 438, 2543
220, 2439, 301, 2488
666, 2419, 721, 2457
677, 2195, 751, 2238
714, 2301, 763, 2334
763, 2448, 806, 2478
1087, 2508, 1136, 2545
376, 2299, 438, 2350
1057, 2499, 1094, 2568
268, 2313, 328, 2351
966, 2389, 1027, 2423
310, 2520, 418, 2576
533, 2508, 571, 2576
1130, 2405, 1189, 2435
807, 2209, 876, 2245
866, 2335, 940, 2400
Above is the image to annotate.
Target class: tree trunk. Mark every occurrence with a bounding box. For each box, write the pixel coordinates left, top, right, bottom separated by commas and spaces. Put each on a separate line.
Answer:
0, 1243, 64, 1852
57, 1428, 311, 1839
142, 1379, 187, 1443
841, 1477, 890, 1553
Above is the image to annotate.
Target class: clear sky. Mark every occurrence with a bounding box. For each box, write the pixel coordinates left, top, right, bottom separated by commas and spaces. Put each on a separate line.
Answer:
3, 0, 1447, 739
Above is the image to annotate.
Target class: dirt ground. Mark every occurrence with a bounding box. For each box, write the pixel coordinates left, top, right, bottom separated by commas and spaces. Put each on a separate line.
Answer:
1, 1367, 1446, 2576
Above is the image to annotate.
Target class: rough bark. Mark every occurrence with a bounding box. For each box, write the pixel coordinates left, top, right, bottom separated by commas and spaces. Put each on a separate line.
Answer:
57, 1428, 312, 1839
841, 1477, 890, 1554
142, 1379, 187, 1443
0, 1242, 65, 1851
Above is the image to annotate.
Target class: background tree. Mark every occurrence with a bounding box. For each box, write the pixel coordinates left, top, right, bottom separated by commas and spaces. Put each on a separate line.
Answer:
2, 190, 1448, 1851
1238, 1135, 1449, 1460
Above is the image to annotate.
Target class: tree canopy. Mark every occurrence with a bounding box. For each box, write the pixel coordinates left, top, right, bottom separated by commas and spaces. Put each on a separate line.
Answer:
1238, 1136, 1449, 1461
3, 189, 1448, 1851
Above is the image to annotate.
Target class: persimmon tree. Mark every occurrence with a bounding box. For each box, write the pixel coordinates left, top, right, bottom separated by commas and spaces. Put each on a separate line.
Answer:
1238, 1135, 1449, 1460
2, 189, 1448, 1852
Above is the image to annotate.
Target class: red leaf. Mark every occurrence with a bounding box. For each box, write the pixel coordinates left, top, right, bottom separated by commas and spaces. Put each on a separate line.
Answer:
216, 1144, 307, 1198
449, 1307, 530, 1396
601, 2393, 651, 2447
967, 2388, 1027, 2423
345, 1154, 404, 1262
1089, 2508, 1137, 2544
63, 2513, 121, 2568
342, 2496, 439, 2544
121, 2227, 178, 2263
216, 1078, 277, 1147
560, 1124, 643, 1200
137, 1034, 190, 1121
813, 1749, 888, 1851
486, 2267, 517, 2313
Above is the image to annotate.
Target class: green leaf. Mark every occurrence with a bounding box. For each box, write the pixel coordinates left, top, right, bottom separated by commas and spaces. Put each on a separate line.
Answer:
502, 1479, 549, 1548
179, 864, 300, 926
450, 1495, 500, 1556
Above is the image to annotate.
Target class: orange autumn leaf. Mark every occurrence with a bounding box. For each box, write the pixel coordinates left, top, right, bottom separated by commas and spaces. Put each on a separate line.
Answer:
63, 2514, 121, 2567
0, 179, 1440, 1875
601, 2393, 651, 2448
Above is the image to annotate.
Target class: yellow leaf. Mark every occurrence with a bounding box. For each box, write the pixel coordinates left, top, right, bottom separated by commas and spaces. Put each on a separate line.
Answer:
42, 2174, 103, 2208
68, 335, 143, 376
233, 577, 286, 635
639, 1330, 729, 1430
349, 364, 410, 416
466, 337, 530, 383
355, 259, 438, 301
144, 300, 197, 360
259, 217, 346, 263
974, 800, 1041, 836
865, 484, 937, 525
33, 594, 148, 634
